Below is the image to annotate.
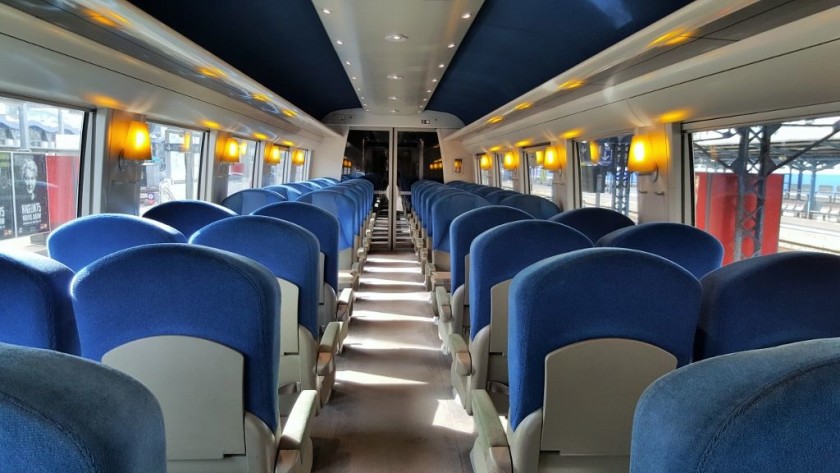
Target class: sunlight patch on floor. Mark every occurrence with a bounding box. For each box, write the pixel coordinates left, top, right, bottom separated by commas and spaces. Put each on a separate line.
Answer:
432, 399, 475, 434
355, 291, 430, 302
360, 277, 426, 287
366, 256, 419, 264
363, 266, 422, 274
352, 310, 432, 323
337, 370, 427, 386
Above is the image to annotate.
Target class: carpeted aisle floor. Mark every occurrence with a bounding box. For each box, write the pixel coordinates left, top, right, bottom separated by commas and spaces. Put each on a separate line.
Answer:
310, 213, 475, 472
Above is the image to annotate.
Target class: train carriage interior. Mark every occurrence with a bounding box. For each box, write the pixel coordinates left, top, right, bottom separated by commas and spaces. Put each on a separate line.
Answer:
2, 0, 840, 471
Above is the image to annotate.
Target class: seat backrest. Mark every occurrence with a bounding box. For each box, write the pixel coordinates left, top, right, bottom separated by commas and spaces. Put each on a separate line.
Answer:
597, 222, 724, 279
221, 188, 286, 215
695, 251, 840, 360
423, 188, 461, 234
549, 207, 634, 244
431, 193, 490, 251
0, 251, 78, 354
631, 338, 840, 472
500, 194, 562, 219
475, 186, 500, 198
0, 343, 166, 472
508, 247, 701, 433
142, 200, 236, 239
48, 214, 186, 272
276, 184, 304, 201
190, 216, 320, 339
483, 189, 519, 204
298, 190, 356, 250
469, 220, 591, 340
450, 206, 533, 292
253, 201, 340, 292
71, 244, 280, 432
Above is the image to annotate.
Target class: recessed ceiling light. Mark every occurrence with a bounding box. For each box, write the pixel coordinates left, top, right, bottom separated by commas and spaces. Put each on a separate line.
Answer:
386, 74, 404, 80
426, 89, 432, 93
345, 61, 351, 66
336, 40, 343, 45
351, 76, 357, 80
392, 109, 399, 113
360, 96, 365, 99
422, 98, 427, 102
438, 63, 445, 68
385, 33, 408, 42
322, 8, 331, 14
432, 78, 438, 82
461, 12, 472, 19
356, 88, 361, 91
447, 43, 456, 48
388, 96, 399, 101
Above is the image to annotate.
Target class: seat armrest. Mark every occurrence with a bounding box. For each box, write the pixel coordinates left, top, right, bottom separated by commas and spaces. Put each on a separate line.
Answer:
472, 390, 513, 473
278, 390, 317, 450
435, 286, 451, 323
449, 334, 471, 375
336, 288, 354, 321
317, 322, 341, 376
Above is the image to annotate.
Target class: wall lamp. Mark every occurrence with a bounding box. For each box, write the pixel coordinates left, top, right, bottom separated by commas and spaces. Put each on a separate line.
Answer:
479, 154, 492, 170
220, 137, 241, 164
291, 149, 306, 166
453, 158, 463, 174
119, 120, 151, 170
627, 134, 658, 181
542, 145, 566, 175
502, 151, 520, 171
265, 144, 282, 165
589, 141, 600, 164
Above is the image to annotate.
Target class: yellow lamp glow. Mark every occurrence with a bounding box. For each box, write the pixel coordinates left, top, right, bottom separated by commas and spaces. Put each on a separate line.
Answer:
502, 151, 519, 171
454, 158, 463, 173
627, 134, 657, 175
221, 138, 240, 163
265, 144, 282, 165
589, 141, 600, 164
479, 154, 492, 170
292, 149, 306, 166
543, 146, 566, 172
181, 132, 191, 153
122, 121, 151, 161
535, 150, 544, 165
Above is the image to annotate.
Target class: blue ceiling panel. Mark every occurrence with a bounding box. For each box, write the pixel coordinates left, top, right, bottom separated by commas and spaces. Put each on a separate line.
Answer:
427, 0, 694, 124
128, 0, 360, 120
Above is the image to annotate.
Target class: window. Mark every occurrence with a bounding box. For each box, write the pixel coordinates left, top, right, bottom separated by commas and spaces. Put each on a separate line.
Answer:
263, 146, 289, 186
226, 138, 257, 196
498, 153, 514, 190
692, 116, 840, 264
577, 135, 638, 222
524, 148, 552, 200
139, 122, 203, 214
287, 149, 308, 183
0, 97, 85, 251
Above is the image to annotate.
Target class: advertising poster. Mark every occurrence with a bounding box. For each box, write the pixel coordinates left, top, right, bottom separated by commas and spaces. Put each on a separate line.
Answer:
12, 153, 50, 237
0, 152, 12, 239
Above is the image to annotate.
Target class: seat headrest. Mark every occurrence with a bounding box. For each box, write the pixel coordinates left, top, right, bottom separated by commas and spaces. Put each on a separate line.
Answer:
632, 338, 840, 472
499, 194, 562, 219
431, 193, 490, 251
142, 200, 236, 239
0, 342, 166, 472
48, 214, 186, 272
696, 251, 840, 359
549, 207, 634, 244
221, 188, 287, 215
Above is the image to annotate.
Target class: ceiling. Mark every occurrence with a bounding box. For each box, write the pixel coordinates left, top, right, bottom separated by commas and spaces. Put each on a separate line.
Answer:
122, 0, 696, 124
3, 0, 699, 126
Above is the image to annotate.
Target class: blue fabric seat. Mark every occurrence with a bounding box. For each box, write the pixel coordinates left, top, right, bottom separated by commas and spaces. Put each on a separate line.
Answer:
221, 188, 286, 214
274, 184, 304, 201
48, 214, 186, 272
71, 244, 316, 473
459, 220, 591, 416
143, 200, 236, 239
631, 338, 840, 472
470, 248, 702, 473
499, 194, 562, 219
596, 222, 723, 279
430, 192, 490, 271
298, 190, 357, 270
0, 343, 166, 473
695, 251, 840, 360
191, 216, 338, 406
483, 189, 519, 204
0, 251, 78, 354
549, 207, 634, 244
